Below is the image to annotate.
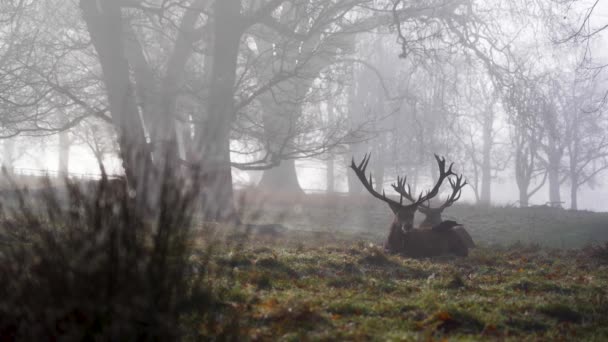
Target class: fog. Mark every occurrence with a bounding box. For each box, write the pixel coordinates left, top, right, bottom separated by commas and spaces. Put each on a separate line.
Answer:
1, 0, 607, 214
13, 143, 608, 211
4, 1, 608, 340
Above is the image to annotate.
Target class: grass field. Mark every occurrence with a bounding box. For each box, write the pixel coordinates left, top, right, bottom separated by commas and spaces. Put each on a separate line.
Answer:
195, 227, 608, 341
190, 193, 608, 340
2, 182, 608, 340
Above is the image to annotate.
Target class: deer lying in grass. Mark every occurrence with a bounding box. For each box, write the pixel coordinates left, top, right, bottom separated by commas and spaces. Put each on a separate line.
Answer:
351, 154, 474, 258
395, 171, 475, 249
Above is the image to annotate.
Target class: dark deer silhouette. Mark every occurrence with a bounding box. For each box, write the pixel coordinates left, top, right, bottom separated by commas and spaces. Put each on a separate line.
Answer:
351, 154, 433, 253
394, 161, 475, 249
351, 154, 473, 257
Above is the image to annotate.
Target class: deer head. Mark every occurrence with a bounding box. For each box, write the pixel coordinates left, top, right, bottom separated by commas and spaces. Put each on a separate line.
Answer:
394, 155, 467, 228
350, 154, 430, 233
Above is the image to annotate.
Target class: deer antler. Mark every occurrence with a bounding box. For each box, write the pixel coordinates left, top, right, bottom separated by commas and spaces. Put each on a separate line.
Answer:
351, 154, 401, 207
391, 175, 425, 205
351, 154, 426, 207
434, 174, 467, 211
393, 154, 457, 206
424, 154, 456, 200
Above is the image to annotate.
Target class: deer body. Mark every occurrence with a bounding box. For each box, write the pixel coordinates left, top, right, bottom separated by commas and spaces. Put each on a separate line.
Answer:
402, 229, 468, 257
453, 227, 475, 248
385, 222, 469, 257
352, 154, 475, 258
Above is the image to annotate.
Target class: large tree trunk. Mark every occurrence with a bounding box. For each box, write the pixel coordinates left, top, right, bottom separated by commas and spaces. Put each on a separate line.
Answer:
80, 0, 152, 210
250, 4, 311, 196
198, 126, 236, 221
194, 0, 242, 222
518, 189, 529, 208
257, 95, 304, 194
258, 159, 303, 194
125, 0, 206, 164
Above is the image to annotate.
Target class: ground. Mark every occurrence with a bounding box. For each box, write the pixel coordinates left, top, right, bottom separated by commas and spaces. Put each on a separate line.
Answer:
2, 181, 607, 340
189, 195, 608, 341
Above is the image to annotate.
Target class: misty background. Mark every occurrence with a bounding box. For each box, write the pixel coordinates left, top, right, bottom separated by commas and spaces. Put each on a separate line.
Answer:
2, 0, 608, 211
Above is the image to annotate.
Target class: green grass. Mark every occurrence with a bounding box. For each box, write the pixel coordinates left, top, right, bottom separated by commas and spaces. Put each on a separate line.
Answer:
4, 182, 608, 340
188, 226, 608, 341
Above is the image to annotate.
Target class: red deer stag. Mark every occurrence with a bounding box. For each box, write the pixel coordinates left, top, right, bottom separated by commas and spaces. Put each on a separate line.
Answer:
395, 169, 475, 249
351, 154, 471, 258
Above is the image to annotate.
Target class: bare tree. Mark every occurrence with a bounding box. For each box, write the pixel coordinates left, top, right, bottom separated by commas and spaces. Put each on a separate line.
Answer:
563, 75, 608, 209
0, 1, 103, 141
504, 74, 547, 207
72, 118, 118, 171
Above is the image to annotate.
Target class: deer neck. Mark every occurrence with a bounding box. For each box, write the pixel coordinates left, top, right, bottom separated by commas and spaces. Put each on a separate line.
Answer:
385, 219, 407, 253
421, 209, 443, 227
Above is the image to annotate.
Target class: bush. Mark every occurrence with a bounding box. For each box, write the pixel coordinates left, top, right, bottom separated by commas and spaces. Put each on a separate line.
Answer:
0, 167, 214, 340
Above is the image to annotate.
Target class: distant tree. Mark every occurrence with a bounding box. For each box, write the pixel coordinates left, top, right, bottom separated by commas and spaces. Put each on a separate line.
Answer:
563, 76, 608, 209
504, 74, 547, 207
72, 119, 118, 171
0, 1, 100, 140
536, 77, 570, 207
245, 1, 360, 194
76, 0, 404, 220
2, 137, 29, 171
555, 0, 608, 45
451, 66, 509, 206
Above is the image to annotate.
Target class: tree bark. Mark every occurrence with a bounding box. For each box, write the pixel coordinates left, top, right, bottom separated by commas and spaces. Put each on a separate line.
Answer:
518, 188, 529, 208
256, 92, 305, 194
80, 0, 152, 209
194, 0, 242, 222
254, 4, 340, 196
258, 159, 304, 194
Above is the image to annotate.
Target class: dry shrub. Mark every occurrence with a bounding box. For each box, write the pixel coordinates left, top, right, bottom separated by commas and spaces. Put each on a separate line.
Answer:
0, 165, 220, 340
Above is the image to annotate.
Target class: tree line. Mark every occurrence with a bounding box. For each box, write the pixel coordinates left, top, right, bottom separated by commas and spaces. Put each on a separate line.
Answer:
0, 0, 606, 215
